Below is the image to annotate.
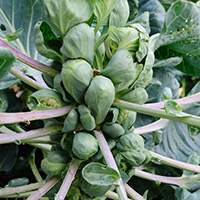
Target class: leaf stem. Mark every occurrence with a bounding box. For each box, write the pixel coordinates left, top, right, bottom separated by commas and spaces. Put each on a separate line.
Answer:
134, 118, 169, 134
113, 100, 200, 127
125, 184, 145, 200
28, 149, 43, 182
55, 160, 80, 200
142, 92, 200, 109
94, 130, 128, 200
0, 182, 44, 197
150, 151, 200, 173
0, 125, 62, 144
0, 38, 59, 77
27, 176, 61, 200
10, 67, 50, 90
0, 106, 72, 124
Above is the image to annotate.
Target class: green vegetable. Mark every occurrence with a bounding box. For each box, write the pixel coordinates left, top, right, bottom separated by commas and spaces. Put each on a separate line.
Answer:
119, 88, 148, 104
43, 0, 93, 37
78, 105, 96, 131
81, 180, 111, 197
61, 59, 93, 103
100, 49, 138, 92
27, 89, 66, 110
61, 23, 95, 63
72, 132, 98, 160
62, 109, 79, 133
116, 133, 151, 167
102, 123, 125, 138
41, 151, 70, 175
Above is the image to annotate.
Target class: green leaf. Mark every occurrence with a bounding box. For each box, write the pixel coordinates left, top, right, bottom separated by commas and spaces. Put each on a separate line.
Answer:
0, 73, 20, 90
5, 28, 23, 42
175, 188, 200, 200
34, 21, 63, 63
0, 47, 16, 82
43, 0, 94, 38
152, 121, 200, 162
94, 0, 118, 32
0, 144, 18, 172
155, 0, 200, 76
164, 100, 191, 118
82, 163, 120, 186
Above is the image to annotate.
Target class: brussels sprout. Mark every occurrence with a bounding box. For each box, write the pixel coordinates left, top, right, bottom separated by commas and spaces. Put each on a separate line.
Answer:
105, 107, 119, 125
27, 89, 66, 111
116, 133, 151, 167
78, 105, 96, 131
102, 123, 125, 138
117, 109, 136, 132
100, 49, 138, 92
62, 109, 79, 133
119, 88, 148, 104
61, 23, 95, 63
43, 0, 93, 37
81, 180, 111, 197
41, 151, 70, 175
85, 76, 115, 124
61, 59, 93, 104
72, 132, 98, 160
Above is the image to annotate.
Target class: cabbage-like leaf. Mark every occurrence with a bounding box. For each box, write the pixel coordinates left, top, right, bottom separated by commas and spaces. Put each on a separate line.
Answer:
44, 0, 94, 37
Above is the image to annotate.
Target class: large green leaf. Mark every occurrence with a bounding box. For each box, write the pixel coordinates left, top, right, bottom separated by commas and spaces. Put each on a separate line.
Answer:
152, 121, 200, 162
155, 0, 200, 76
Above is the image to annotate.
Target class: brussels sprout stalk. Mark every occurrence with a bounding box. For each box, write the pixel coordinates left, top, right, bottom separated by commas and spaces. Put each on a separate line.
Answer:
0, 38, 59, 77
113, 100, 200, 127
150, 151, 200, 173
134, 168, 200, 190
0, 106, 73, 124
94, 130, 128, 200
10, 67, 50, 90
27, 176, 61, 200
55, 160, 80, 200
125, 184, 145, 200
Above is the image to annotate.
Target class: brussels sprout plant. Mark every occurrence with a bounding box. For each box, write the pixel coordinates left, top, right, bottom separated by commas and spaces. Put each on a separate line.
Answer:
0, 0, 200, 199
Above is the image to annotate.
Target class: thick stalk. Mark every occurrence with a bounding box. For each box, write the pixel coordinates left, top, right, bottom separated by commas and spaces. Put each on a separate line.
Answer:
55, 160, 80, 200
0, 125, 62, 144
0, 106, 72, 124
27, 176, 61, 200
150, 151, 200, 173
0, 38, 59, 77
113, 100, 200, 127
94, 130, 128, 200
27, 143, 52, 152
10, 67, 49, 90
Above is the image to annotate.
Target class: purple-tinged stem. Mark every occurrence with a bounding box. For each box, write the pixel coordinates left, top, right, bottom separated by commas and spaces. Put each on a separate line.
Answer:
27, 177, 61, 200
125, 184, 145, 200
134, 118, 169, 134
150, 151, 200, 173
113, 100, 200, 127
142, 93, 200, 109
55, 160, 80, 200
0, 182, 43, 197
0, 106, 72, 124
134, 168, 200, 190
0, 38, 59, 77
0, 125, 62, 144
94, 130, 128, 200
10, 67, 50, 90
